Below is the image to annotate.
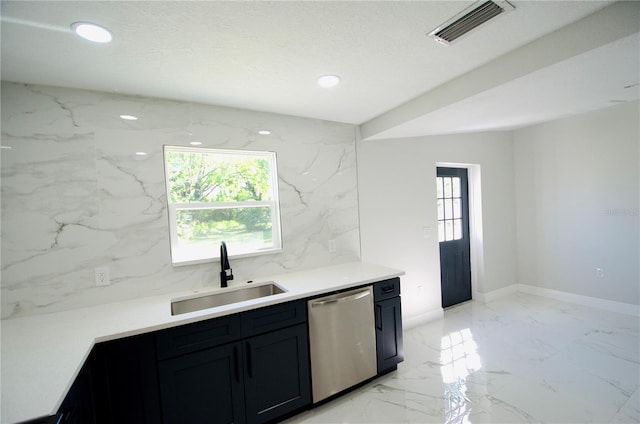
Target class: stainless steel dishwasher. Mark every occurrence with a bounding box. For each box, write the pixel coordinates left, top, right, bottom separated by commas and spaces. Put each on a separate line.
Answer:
307, 285, 377, 403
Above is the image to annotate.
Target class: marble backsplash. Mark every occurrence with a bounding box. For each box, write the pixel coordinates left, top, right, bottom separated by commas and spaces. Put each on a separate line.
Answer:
0, 82, 361, 319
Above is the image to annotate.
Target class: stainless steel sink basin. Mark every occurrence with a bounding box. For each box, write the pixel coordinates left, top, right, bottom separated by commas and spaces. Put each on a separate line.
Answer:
171, 283, 286, 315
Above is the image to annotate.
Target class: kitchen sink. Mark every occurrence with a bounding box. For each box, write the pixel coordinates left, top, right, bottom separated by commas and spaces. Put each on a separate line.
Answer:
171, 283, 286, 315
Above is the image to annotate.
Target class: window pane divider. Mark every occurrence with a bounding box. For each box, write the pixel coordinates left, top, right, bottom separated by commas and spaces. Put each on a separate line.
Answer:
172, 201, 274, 210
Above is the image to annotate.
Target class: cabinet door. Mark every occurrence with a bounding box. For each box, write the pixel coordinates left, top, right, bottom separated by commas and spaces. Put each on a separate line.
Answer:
375, 297, 404, 374
90, 334, 161, 424
243, 323, 311, 424
158, 342, 245, 424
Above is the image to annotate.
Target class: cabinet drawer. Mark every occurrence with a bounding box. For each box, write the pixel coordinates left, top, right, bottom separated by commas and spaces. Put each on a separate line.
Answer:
156, 315, 241, 360
373, 278, 401, 301
241, 300, 307, 337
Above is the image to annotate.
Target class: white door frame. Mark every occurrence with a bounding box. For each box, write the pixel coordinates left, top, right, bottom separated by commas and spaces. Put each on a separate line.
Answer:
436, 162, 485, 301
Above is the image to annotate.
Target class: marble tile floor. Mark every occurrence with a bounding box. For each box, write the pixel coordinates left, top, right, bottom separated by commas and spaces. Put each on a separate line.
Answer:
284, 292, 640, 424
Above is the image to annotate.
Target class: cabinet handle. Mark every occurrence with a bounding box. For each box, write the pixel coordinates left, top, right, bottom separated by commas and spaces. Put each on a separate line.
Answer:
376, 304, 383, 330
234, 345, 240, 383
246, 342, 253, 379
381, 284, 395, 293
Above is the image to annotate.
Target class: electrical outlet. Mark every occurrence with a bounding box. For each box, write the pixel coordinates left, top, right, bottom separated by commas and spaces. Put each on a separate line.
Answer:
95, 267, 110, 286
596, 268, 605, 278
328, 239, 336, 253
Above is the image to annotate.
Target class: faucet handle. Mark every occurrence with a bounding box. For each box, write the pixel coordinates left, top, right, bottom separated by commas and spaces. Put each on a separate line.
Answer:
225, 268, 234, 281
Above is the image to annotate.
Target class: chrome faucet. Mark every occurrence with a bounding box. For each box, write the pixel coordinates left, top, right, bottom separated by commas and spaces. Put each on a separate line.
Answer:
220, 241, 234, 288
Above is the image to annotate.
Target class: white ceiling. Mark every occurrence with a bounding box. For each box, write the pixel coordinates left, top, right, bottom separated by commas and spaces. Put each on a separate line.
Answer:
1, 1, 639, 139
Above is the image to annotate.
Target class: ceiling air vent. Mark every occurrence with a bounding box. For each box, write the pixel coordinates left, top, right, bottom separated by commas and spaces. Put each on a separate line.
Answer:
428, 0, 515, 46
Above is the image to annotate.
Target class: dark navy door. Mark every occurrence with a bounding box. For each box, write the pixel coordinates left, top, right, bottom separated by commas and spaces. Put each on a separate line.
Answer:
437, 167, 472, 308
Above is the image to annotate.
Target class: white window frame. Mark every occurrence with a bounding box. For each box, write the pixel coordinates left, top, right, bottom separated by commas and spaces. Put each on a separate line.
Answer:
164, 146, 282, 266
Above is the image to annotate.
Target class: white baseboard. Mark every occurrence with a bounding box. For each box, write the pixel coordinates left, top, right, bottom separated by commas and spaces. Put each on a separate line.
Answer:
476, 283, 640, 317
403, 308, 444, 329
518, 284, 640, 317
474, 284, 518, 303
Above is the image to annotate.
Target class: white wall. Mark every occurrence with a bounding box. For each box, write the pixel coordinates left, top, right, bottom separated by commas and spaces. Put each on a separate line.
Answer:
5, 82, 634, 321
357, 131, 518, 323
513, 101, 640, 306
0, 82, 361, 319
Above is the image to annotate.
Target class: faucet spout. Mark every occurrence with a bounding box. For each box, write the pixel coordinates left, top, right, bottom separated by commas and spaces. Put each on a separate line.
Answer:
220, 241, 234, 287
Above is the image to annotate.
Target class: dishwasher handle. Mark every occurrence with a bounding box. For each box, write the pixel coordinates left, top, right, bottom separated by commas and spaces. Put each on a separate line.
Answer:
310, 289, 371, 307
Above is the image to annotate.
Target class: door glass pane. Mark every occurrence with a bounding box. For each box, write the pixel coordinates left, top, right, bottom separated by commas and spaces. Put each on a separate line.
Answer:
444, 177, 452, 198
452, 177, 461, 198
445, 220, 453, 240
453, 199, 461, 219
453, 219, 462, 240
436, 170, 466, 243
444, 199, 453, 219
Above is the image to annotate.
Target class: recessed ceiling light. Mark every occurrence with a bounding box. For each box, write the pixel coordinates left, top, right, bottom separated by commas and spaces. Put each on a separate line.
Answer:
317, 75, 341, 88
71, 22, 113, 43
119, 114, 138, 121
190, 141, 203, 146
0, 145, 13, 150
135, 151, 148, 156
258, 130, 271, 135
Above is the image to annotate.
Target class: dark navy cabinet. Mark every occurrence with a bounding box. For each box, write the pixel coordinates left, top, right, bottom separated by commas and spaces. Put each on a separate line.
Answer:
243, 323, 310, 423
241, 301, 310, 423
156, 299, 310, 424
159, 342, 246, 424
55, 358, 96, 424
53, 333, 160, 424
156, 314, 242, 361
374, 278, 404, 373
90, 333, 161, 424
52, 279, 402, 424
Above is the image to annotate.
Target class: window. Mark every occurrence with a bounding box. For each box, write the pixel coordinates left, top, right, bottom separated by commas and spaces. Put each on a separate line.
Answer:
437, 176, 463, 242
164, 146, 282, 265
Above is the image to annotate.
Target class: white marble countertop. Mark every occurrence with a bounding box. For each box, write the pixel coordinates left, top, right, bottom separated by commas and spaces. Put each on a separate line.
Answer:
1, 261, 403, 424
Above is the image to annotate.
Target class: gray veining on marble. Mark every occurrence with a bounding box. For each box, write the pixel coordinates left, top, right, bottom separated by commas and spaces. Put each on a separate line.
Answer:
284, 293, 640, 423
1, 82, 360, 318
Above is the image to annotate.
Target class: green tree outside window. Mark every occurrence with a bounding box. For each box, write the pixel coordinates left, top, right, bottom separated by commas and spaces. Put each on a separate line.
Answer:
164, 146, 282, 265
